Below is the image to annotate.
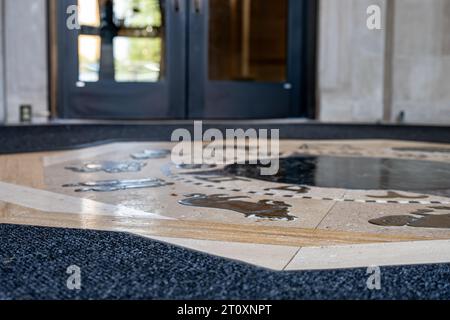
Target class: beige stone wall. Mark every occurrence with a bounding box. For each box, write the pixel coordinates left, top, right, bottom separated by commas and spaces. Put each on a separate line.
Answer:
318, 0, 450, 125
318, 0, 387, 123
391, 0, 450, 125
0, 1, 5, 124
3, 0, 49, 123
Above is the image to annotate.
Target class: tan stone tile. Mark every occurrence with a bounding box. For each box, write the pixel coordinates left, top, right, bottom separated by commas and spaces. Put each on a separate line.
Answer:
285, 240, 450, 271
147, 236, 300, 271
317, 201, 450, 239
43, 142, 172, 166
343, 189, 450, 204
0, 181, 172, 220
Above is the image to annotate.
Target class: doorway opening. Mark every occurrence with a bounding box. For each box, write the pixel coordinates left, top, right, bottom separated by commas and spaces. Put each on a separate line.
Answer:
51, 0, 317, 120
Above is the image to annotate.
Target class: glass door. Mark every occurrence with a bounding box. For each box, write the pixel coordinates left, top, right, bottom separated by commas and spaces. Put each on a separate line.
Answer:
56, 0, 310, 119
187, 0, 302, 119
57, 0, 186, 119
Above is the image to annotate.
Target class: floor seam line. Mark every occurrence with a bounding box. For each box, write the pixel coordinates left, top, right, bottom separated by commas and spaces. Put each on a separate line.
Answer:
282, 247, 302, 271
314, 200, 339, 232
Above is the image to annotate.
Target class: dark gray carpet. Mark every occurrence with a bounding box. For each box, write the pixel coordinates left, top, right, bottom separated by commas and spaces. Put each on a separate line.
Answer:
0, 224, 449, 300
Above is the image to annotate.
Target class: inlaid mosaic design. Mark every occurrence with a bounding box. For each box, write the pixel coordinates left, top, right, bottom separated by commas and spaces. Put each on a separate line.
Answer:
1, 139, 450, 270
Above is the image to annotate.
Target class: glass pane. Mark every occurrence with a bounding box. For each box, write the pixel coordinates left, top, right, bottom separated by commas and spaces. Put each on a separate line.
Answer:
209, 0, 288, 82
114, 0, 163, 28
78, 35, 101, 82
77, 0, 164, 83
78, 0, 100, 27
114, 37, 162, 82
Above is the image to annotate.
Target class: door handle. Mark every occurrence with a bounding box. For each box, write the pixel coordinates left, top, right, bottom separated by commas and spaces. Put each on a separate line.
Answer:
173, 0, 180, 12
194, 0, 202, 13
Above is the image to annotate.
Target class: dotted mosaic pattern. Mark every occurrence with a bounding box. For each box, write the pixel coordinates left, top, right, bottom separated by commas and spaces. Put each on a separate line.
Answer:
169, 174, 450, 206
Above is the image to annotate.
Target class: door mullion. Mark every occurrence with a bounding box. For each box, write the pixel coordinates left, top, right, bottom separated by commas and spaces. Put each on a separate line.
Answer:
187, 0, 208, 119
167, 0, 188, 118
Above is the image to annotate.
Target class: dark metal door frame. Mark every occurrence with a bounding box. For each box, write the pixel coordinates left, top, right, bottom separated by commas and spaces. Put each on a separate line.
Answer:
54, 0, 187, 119
187, 0, 316, 119
52, 0, 317, 120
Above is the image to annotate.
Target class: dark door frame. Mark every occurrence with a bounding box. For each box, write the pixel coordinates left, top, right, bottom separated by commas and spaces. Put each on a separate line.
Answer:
50, 0, 318, 120
52, 0, 187, 120
300, 0, 319, 119
188, 0, 316, 119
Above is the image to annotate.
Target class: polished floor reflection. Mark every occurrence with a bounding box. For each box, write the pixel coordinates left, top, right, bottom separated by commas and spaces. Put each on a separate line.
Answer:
193, 155, 450, 196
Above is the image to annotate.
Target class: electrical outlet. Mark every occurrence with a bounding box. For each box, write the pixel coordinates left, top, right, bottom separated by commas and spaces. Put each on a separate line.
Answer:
20, 105, 32, 123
